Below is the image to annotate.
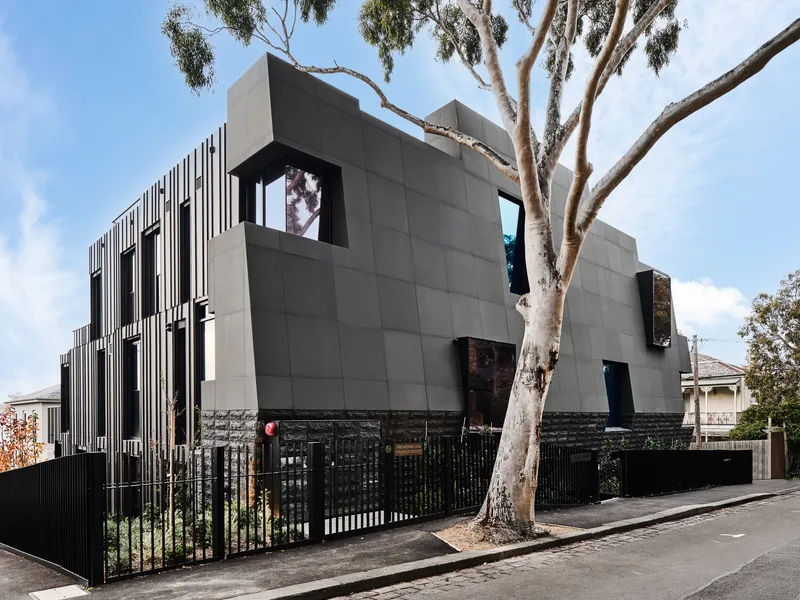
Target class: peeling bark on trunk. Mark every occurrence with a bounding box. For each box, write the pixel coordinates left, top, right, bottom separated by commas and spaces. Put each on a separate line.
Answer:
475, 282, 564, 542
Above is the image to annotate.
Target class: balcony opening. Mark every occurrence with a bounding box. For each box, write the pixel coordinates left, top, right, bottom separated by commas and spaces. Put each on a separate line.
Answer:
179, 202, 191, 303
142, 228, 161, 318
96, 349, 106, 437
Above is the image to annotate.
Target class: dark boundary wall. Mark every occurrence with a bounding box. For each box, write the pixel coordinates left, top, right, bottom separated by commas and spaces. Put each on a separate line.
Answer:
0, 453, 105, 586
620, 449, 752, 496
201, 409, 690, 451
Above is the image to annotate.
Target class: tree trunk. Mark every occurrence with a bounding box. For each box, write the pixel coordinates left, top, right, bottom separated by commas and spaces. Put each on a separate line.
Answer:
475, 283, 565, 542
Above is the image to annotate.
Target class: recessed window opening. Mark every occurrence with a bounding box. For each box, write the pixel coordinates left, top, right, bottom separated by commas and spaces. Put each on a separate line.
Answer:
142, 228, 161, 318
252, 164, 325, 239
90, 271, 102, 341
124, 338, 141, 439
603, 360, 635, 430
121, 248, 136, 326
498, 193, 529, 295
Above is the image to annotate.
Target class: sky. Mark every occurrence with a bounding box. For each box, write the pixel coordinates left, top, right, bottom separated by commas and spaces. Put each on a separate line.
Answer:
0, 0, 798, 400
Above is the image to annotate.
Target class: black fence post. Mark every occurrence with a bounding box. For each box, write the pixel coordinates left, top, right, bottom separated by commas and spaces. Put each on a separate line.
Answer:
591, 449, 601, 504
307, 442, 325, 541
383, 440, 394, 525
211, 447, 225, 561
87, 453, 106, 587
443, 436, 454, 517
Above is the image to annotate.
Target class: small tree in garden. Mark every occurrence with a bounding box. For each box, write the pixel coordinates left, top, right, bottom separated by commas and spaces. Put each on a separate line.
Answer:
739, 270, 800, 408
0, 407, 43, 472
163, 0, 800, 541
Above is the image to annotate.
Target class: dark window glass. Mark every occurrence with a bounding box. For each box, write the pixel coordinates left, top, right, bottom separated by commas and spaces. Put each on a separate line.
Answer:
459, 337, 517, 430
179, 203, 191, 303
96, 349, 106, 437
90, 271, 102, 340
498, 194, 529, 295
121, 249, 136, 326
652, 271, 672, 347
60, 364, 70, 433
603, 360, 634, 429
174, 322, 187, 445
124, 339, 141, 439
142, 229, 160, 317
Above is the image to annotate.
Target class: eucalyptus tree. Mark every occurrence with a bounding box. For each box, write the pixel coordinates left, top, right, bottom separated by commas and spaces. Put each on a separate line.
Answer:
163, 0, 800, 541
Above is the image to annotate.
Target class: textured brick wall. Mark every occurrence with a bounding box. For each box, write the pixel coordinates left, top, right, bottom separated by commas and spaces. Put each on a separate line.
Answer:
542, 412, 692, 449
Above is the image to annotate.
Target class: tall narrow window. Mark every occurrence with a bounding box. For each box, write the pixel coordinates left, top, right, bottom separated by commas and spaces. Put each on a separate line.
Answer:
179, 202, 191, 304
603, 360, 635, 429
174, 322, 187, 445
90, 271, 102, 340
60, 364, 70, 433
123, 339, 141, 439
96, 349, 106, 437
142, 228, 160, 317
121, 248, 136, 326
498, 193, 529, 295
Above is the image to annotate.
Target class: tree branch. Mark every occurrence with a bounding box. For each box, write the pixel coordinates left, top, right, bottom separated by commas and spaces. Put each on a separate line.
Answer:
455, 0, 518, 135
541, 0, 580, 170
545, 0, 674, 173
580, 17, 800, 231
563, 0, 629, 238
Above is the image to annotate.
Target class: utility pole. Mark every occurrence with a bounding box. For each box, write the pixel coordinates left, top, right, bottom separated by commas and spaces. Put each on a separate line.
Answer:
692, 335, 702, 447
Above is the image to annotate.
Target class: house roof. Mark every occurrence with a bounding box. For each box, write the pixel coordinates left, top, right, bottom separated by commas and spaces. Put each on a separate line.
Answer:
6, 384, 61, 405
680, 353, 744, 382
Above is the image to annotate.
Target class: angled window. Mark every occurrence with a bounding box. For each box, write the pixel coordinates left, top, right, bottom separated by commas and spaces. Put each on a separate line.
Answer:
96, 349, 106, 437
90, 271, 102, 340
498, 193, 529, 295
123, 339, 141, 439
241, 154, 349, 246
121, 248, 136, 326
142, 228, 161, 318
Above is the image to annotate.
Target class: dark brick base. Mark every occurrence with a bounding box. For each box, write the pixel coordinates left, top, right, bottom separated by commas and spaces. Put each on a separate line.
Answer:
201, 408, 690, 451
542, 411, 692, 449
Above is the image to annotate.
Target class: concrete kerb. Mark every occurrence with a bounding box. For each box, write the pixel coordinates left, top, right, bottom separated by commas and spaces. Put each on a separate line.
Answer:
233, 486, 800, 600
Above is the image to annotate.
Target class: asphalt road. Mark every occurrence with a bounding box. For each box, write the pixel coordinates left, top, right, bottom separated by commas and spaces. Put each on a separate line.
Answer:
351, 492, 800, 600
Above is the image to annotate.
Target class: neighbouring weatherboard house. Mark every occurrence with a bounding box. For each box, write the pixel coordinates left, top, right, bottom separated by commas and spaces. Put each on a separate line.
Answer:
682, 353, 755, 441
58, 53, 692, 463
4, 385, 61, 461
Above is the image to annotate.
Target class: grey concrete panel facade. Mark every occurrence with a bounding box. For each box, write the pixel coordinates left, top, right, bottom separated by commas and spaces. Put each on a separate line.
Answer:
63, 52, 690, 456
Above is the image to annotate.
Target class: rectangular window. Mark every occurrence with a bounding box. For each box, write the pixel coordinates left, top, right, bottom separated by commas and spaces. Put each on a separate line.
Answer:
90, 271, 102, 340
457, 337, 517, 431
603, 360, 635, 429
245, 164, 328, 242
123, 339, 141, 439
121, 249, 136, 326
60, 364, 70, 433
179, 202, 191, 304
142, 229, 160, 318
173, 321, 187, 445
498, 193, 529, 295
96, 349, 106, 437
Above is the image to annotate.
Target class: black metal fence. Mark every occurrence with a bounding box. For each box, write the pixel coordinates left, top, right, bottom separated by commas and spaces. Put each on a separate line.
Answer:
0, 435, 600, 585
0, 453, 105, 586
619, 449, 753, 497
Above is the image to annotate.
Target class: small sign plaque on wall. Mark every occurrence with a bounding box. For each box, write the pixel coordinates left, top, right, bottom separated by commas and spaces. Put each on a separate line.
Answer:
394, 442, 423, 457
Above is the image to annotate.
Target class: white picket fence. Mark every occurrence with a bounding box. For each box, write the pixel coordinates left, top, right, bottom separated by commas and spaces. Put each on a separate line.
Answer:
692, 439, 771, 480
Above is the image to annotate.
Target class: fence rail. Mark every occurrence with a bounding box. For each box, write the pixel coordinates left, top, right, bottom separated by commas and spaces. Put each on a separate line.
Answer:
0, 453, 104, 586
0, 435, 600, 585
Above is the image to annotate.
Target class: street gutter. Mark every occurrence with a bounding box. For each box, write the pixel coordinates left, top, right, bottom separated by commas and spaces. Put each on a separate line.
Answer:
232, 486, 800, 600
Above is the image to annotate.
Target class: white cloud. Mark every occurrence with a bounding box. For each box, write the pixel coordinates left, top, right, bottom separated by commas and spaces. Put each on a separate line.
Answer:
672, 278, 750, 337
0, 30, 81, 401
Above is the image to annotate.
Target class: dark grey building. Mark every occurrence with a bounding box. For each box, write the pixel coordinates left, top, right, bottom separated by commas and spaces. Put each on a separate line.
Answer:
59, 53, 691, 459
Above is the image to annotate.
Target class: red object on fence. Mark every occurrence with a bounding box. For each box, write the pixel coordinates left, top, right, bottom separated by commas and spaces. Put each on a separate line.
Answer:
264, 422, 277, 437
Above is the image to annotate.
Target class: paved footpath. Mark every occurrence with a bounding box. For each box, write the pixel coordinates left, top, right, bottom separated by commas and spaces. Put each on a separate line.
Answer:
340, 491, 800, 600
